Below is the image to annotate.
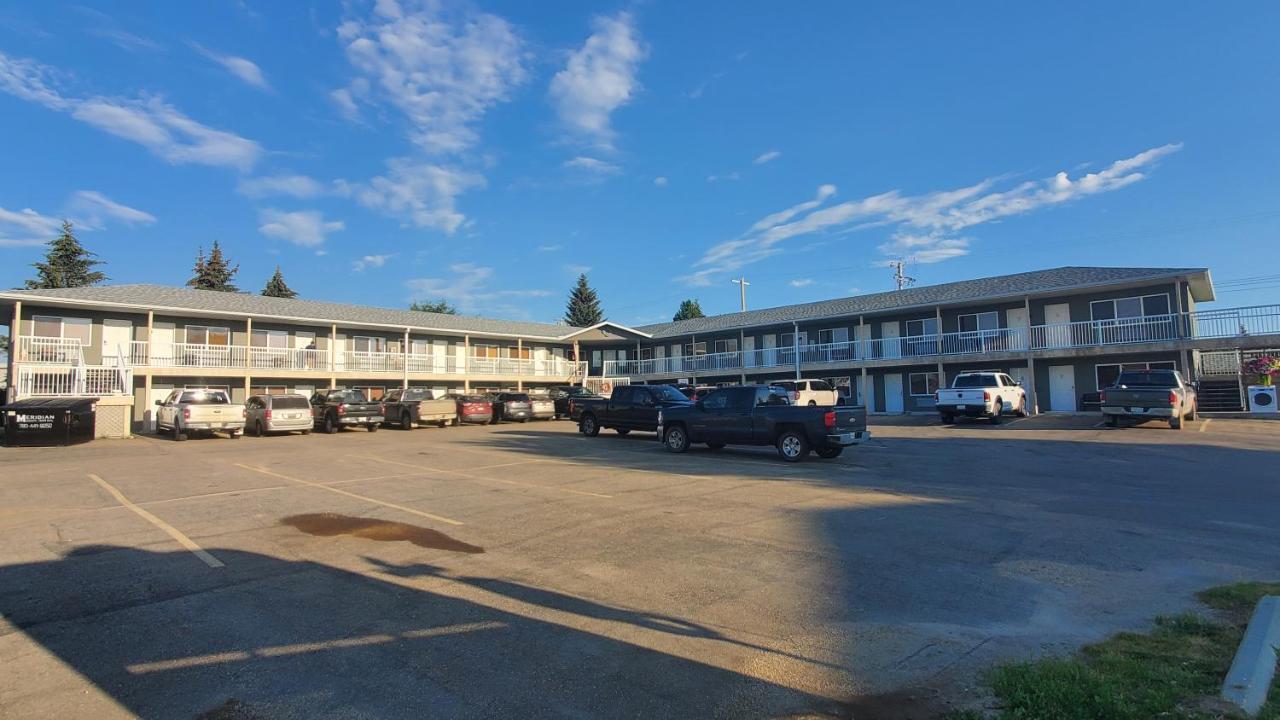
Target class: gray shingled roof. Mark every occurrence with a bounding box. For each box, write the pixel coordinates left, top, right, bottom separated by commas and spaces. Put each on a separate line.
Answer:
0, 284, 572, 339
636, 266, 1209, 339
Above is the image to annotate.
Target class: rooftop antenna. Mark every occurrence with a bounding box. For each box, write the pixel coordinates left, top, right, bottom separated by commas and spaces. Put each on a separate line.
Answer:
890, 260, 916, 291
731, 276, 750, 311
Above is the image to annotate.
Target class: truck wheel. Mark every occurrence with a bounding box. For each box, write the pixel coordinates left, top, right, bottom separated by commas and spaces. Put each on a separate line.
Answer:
1105, 416, 1118, 427
1170, 415, 1183, 430
438, 420, 448, 428
615, 428, 630, 435
664, 425, 690, 453
1017, 398, 1029, 417
368, 423, 379, 433
324, 415, 338, 434
776, 430, 809, 462
941, 414, 955, 425
173, 423, 186, 442
580, 414, 600, 437
816, 447, 843, 459
302, 429, 311, 435
229, 430, 241, 439
401, 412, 414, 430
1188, 402, 1198, 422
989, 400, 1002, 425
706, 442, 725, 450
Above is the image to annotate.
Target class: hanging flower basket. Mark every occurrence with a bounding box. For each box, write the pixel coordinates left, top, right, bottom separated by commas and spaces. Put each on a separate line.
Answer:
1243, 356, 1280, 386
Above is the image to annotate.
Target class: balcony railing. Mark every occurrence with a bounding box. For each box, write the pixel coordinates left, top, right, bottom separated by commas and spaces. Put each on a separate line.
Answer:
15, 337, 86, 364
600, 306, 1280, 377
15, 365, 133, 397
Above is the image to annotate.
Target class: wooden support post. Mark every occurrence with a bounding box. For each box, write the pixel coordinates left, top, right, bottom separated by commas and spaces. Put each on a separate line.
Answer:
935, 306, 945, 390
1024, 296, 1038, 414
8, 300, 20, 402
403, 328, 410, 389
463, 335, 470, 392
517, 337, 524, 391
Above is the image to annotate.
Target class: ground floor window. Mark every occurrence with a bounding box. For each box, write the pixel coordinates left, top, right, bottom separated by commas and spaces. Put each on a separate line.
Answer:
1095, 361, 1177, 390
251, 385, 288, 396
909, 372, 941, 397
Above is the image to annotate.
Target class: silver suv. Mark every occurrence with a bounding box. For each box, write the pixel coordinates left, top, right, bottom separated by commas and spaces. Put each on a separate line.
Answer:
245, 394, 313, 437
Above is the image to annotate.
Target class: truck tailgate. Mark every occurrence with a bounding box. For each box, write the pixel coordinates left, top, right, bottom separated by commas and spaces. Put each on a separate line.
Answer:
1104, 390, 1169, 409
833, 405, 867, 433
937, 389, 985, 404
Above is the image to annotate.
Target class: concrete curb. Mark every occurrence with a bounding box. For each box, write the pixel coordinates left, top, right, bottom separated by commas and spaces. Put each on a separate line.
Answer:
1222, 595, 1280, 716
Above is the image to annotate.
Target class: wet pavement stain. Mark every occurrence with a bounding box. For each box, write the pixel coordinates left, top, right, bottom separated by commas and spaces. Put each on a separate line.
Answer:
281, 513, 484, 553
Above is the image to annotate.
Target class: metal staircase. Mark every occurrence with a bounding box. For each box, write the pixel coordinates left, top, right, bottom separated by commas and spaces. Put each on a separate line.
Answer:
1197, 378, 1244, 412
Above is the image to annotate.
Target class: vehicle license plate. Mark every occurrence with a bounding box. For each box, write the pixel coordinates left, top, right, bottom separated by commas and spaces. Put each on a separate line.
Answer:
957, 405, 967, 410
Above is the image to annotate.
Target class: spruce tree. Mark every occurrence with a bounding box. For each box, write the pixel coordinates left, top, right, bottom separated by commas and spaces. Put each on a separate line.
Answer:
410, 299, 458, 314
187, 240, 239, 292
25, 221, 107, 289
564, 273, 603, 327
673, 299, 705, 321
261, 266, 297, 298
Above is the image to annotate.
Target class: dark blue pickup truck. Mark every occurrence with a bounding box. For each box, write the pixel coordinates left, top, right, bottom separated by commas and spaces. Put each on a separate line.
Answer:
656, 385, 870, 462
576, 385, 692, 437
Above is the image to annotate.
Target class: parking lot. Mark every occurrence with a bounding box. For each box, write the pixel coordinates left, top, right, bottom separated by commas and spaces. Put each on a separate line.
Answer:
2, 415, 1278, 718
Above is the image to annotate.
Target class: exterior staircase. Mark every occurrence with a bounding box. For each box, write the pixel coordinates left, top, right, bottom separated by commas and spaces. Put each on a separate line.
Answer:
1197, 378, 1244, 412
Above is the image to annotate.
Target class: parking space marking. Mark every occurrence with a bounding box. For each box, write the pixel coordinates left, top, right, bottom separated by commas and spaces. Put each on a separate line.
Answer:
234, 463, 465, 526
1199, 419, 1212, 433
87, 474, 225, 569
361, 456, 613, 499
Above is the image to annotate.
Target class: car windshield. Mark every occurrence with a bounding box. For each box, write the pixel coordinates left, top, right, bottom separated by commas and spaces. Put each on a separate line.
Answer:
460, 395, 489, 403
271, 395, 309, 409
651, 385, 691, 402
1116, 370, 1179, 388
180, 391, 229, 404
774, 382, 796, 391
952, 375, 997, 388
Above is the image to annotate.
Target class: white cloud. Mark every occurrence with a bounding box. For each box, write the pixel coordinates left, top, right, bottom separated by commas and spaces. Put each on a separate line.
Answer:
683, 144, 1182, 285
335, 0, 526, 154
549, 11, 646, 147
257, 209, 345, 247
789, 278, 814, 288
67, 191, 156, 227
0, 206, 62, 247
237, 174, 326, 199
406, 262, 551, 315
753, 150, 782, 165
353, 253, 393, 272
0, 50, 263, 171
191, 43, 271, 91
89, 28, 162, 53
706, 172, 740, 183
537, 244, 563, 252
344, 158, 483, 233
653, 176, 668, 187
563, 264, 592, 275
562, 156, 620, 174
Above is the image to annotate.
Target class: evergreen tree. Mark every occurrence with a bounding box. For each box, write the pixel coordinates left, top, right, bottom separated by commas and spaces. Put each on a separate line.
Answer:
261, 266, 297, 298
410, 299, 458, 314
563, 273, 603, 327
673, 298, 705, 321
24, 221, 107, 289
187, 240, 239, 292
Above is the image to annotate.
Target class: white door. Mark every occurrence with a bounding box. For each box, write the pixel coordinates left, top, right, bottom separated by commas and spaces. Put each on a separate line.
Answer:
884, 373, 904, 412
102, 319, 132, 365
881, 321, 901, 358
1043, 303, 1071, 348
741, 336, 755, 367
1006, 307, 1028, 349
151, 323, 174, 366
762, 335, 776, 367
1048, 365, 1076, 411
856, 324, 871, 360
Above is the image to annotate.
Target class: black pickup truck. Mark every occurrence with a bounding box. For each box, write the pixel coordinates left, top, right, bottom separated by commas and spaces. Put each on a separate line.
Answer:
310, 389, 384, 434
657, 385, 870, 462
576, 384, 692, 437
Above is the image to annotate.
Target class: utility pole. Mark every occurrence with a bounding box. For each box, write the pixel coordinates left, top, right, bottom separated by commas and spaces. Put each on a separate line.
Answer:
731, 276, 750, 311
890, 260, 916, 291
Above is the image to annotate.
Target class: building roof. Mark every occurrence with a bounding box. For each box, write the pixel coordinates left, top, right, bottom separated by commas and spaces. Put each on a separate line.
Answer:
635, 266, 1212, 339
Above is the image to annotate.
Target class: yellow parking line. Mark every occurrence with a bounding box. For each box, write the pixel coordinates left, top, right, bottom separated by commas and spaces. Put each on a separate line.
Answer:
1199, 418, 1211, 433
234, 463, 464, 526
361, 456, 613, 499
87, 474, 225, 568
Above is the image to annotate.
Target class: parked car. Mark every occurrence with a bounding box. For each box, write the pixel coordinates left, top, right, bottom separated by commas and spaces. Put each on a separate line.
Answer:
549, 385, 600, 420
576, 384, 693, 437
245, 393, 313, 436
528, 393, 556, 420
310, 389, 383, 433
772, 379, 839, 406
658, 385, 870, 462
490, 392, 533, 423
934, 371, 1028, 424
453, 394, 493, 425
381, 387, 457, 429
1101, 369, 1198, 429
155, 388, 244, 441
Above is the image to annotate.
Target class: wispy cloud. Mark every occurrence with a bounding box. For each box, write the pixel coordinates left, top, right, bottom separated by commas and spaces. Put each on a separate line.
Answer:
537, 244, 563, 252
0, 50, 263, 171
406, 262, 551, 316
753, 150, 782, 165
563, 263, 592, 275
562, 156, 620, 175
68, 191, 156, 227
706, 172, 740, 183
0, 206, 62, 247
653, 176, 668, 187
237, 174, 326, 199
789, 278, 814, 288
683, 144, 1183, 285
89, 28, 162, 53
340, 158, 483, 233
190, 43, 271, 91
549, 11, 646, 148
352, 253, 393, 272
2, 190, 155, 247
257, 209, 344, 247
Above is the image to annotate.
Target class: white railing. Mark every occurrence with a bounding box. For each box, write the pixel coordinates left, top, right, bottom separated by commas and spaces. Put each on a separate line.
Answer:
1029, 313, 1180, 350
16, 337, 85, 364
15, 365, 132, 397
466, 357, 586, 377
1188, 304, 1280, 339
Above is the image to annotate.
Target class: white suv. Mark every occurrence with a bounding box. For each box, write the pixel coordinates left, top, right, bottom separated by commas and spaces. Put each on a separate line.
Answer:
773, 380, 839, 406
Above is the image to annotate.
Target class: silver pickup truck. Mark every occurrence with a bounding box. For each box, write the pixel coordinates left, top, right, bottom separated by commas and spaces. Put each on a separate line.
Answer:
1100, 369, 1198, 429
155, 388, 245, 440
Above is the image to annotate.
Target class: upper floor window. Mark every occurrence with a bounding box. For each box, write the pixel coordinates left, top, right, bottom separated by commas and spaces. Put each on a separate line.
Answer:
904, 318, 938, 337
186, 325, 230, 346
818, 328, 849, 345
684, 341, 708, 356
1090, 294, 1170, 322
251, 329, 288, 348
33, 315, 92, 345
713, 339, 738, 354
639, 347, 654, 360
503, 346, 531, 360
958, 312, 999, 333
473, 344, 499, 359
351, 336, 387, 353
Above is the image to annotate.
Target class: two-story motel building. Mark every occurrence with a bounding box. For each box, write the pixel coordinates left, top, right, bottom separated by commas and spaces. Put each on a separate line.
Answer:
4, 266, 1278, 435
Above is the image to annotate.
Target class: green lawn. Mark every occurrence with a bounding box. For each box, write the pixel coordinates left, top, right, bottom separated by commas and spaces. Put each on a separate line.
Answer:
957, 582, 1280, 720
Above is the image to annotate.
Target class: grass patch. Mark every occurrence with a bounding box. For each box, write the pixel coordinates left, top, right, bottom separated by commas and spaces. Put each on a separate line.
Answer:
975, 582, 1280, 720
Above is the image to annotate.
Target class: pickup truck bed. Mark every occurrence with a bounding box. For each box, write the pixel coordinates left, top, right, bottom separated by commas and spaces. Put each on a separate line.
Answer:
1101, 369, 1198, 429
382, 389, 456, 430
935, 372, 1027, 424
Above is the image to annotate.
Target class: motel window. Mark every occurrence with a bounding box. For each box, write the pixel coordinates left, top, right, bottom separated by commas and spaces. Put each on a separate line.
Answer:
502, 346, 531, 360
639, 347, 654, 361
958, 312, 999, 333
904, 318, 938, 337
1090, 294, 1171, 322
473, 344, 499, 359
818, 328, 849, 345
351, 336, 387, 353
684, 342, 707, 356
186, 325, 230, 346
250, 385, 288, 396
909, 372, 941, 397
251, 329, 289, 348
713, 339, 738, 354
32, 315, 92, 345
1095, 361, 1178, 390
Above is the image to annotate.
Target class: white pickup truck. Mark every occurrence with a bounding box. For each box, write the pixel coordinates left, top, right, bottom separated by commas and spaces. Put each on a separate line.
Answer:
934, 371, 1028, 424
155, 388, 245, 440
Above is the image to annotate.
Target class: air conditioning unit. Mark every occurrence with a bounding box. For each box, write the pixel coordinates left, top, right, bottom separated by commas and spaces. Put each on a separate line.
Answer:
1247, 385, 1278, 414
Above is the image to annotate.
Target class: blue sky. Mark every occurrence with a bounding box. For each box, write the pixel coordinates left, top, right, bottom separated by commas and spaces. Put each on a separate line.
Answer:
1, 2, 1277, 325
